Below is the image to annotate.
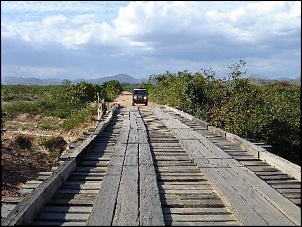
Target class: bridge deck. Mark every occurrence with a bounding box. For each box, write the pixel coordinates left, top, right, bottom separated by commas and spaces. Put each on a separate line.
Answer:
2, 106, 300, 226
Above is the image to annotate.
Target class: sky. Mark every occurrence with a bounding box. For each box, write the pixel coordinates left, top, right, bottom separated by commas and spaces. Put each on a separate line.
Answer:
1, 1, 301, 81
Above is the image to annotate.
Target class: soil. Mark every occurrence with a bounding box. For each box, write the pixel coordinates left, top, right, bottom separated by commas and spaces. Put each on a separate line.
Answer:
1, 91, 162, 198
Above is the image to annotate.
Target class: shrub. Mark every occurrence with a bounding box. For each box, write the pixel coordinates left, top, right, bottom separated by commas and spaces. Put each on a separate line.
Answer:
15, 134, 33, 150
38, 136, 67, 153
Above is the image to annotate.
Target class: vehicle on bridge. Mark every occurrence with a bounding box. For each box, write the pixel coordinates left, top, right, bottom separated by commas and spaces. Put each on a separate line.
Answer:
132, 88, 148, 106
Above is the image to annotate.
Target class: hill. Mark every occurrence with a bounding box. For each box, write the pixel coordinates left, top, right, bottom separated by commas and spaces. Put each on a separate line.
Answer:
248, 75, 301, 86
1, 74, 141, 85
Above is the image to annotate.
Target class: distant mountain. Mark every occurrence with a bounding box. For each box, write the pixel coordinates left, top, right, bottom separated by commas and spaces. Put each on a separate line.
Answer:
1, 74, 141, 85
76, 74, 140, 84
1, 76, 63, 85
248, 75, 301, 85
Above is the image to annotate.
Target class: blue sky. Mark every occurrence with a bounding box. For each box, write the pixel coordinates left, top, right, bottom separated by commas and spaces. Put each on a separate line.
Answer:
1, 1, 301, 80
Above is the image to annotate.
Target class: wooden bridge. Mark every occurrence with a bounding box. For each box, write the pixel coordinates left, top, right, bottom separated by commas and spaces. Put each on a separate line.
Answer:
1, 105, 301, 226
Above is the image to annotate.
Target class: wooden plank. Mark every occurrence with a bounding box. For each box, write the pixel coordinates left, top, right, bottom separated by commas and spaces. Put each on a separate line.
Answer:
128, 128, 138, 144
168, 220, 239, 226
162, 193, 217, 199
154, 161, 196, 166
87, 175, 121, 225
164, 214, 235, 222
158, 184, 213, 190
171, 128, 196, 140
118, 112, 130, 143
51, 193, 96, 200
124, 143, 138, 166
136, 114, 149, 144
201, 168, 267, 226
81, 156, 110, 161
48, 199, 94, 205
157, 175, 205, 181
237, 168, 301, 225
88, 136, 128, 225
218, 167, 299, 225
181, 140, 215, 159
18, 188, 34, 195
74, 166, 107, 171
35, 212, 90, 221
158, 172, 203, 176
161, 199, 224, 207
56, 189, 99, 194
140, 166, 165, 226
41, 206, 92, 213
150, 143, 182, 147
277, 188, 301, 193
61, 184, 101, 190
190, 131, 232, 159
112, 166, 139, 226
1, 204, 17, 219
193, 158, 242, 168
247, 166, 279, 172
139, 144, 153, 165
163, 207, 230, 214
164, 119, 190, 129
32, 221, 86, 226
153, 156, 194, 161
138, 129, 149, 144
78, 161, 109, 167
1, 197, 23, 203
128, 110, 138, 144
160, 189, 215, 196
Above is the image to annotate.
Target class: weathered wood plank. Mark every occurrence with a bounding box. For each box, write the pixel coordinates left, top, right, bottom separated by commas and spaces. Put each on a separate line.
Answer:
56, 189, 99, 194
41, 206, 92, 213
159, 189, 215, 196
216, 167, 297, 225
161, 199, 224, 207
35, 212, 90, 221
201, 168, 267, 226
164, 214, 236, 222
163, 207, 230, 214
87, 175, 121, 225
140, 166, 165, 226
112, 166, 139, 226
189, 131, 232, 159
32, 221, 86, 226
1, 204, 17, 219
88, 141, 127, 225
124, 143, 138, 166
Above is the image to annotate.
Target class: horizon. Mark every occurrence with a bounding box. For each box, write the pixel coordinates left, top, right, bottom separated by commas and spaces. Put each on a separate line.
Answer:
2, 73, 300, 83
1, 1, 301, 80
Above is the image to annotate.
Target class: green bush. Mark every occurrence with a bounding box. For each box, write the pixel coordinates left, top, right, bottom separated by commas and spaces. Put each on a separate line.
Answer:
61, 103, 97, 130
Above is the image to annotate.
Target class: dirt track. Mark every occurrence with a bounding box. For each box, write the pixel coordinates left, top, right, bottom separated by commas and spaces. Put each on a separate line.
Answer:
111, 91, 162, 109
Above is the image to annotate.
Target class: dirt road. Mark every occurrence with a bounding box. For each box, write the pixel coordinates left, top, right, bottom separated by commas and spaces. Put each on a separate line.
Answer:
110, 91, 162, 109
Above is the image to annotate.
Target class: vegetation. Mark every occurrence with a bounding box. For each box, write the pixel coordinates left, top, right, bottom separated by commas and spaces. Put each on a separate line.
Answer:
38, 136, 67, 153
1, 80, 123, 131
1, 80, 123, 196
143, 60, 300, 165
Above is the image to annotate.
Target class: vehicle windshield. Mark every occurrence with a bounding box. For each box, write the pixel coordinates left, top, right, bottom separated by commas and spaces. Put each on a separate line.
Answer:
133, 89, 147, 95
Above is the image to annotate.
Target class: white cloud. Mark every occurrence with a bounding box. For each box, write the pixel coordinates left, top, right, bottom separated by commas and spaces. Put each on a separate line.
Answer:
1, 1, 301, 80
